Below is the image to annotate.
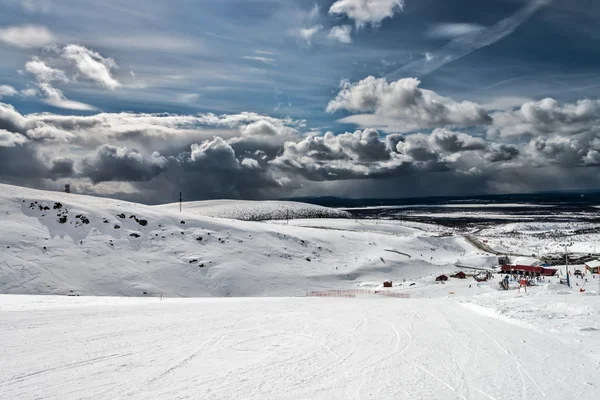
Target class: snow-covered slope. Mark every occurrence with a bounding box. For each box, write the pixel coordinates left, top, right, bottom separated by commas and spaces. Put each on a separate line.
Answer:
2, 292, 599, 400
155, 199, 350, 220
0, 184, 476, 297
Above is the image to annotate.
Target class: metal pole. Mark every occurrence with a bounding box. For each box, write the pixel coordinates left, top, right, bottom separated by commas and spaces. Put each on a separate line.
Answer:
565, 244, 570, 288
179, 192, 182, 212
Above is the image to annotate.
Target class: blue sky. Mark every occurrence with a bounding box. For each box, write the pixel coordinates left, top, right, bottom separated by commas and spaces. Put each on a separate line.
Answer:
2, 0, 600, 201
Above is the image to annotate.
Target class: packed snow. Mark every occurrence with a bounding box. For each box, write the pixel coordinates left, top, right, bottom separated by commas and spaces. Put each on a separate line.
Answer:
1, 289, 599, 400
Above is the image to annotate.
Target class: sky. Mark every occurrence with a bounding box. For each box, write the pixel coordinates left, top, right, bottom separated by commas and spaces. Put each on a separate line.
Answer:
2, 0, 600, 203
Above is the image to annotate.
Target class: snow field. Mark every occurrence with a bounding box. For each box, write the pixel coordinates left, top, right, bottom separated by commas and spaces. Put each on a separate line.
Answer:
0, 183, 476, 297
1, 294, 598, 400
156, 199, 350, 220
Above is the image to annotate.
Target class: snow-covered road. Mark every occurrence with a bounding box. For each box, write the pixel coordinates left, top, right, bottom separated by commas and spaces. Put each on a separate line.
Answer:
1, 295, 598, 400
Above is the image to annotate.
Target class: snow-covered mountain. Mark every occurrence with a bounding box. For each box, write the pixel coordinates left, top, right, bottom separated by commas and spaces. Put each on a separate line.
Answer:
0, 183, 474, 297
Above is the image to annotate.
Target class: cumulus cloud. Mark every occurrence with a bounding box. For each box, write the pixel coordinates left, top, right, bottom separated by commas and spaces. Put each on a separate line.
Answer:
429, 128, 487, 152
82, 144, 168, 183
0, 102, 27, 133
329, 0, 404, 28
272, 128, 451, 181
62, 44, 120, 90
0, 128, 28, 147
0, 85, 18, 98
327, 76, 492, 132
490, 98, 600, 138
5, 93, 600, 202
0, 24, 54, 48
485, 143, 520, 163
328, 25, 353, 44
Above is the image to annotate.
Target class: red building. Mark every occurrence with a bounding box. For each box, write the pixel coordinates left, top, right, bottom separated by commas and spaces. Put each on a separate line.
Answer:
500, 264, 557, 276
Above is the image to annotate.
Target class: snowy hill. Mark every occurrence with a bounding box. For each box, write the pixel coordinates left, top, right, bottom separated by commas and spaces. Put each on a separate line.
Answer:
0, 183, 476, 297
156, 199, 350, 220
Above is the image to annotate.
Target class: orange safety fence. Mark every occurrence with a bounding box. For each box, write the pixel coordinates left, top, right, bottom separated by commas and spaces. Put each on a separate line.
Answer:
306, 289, 410, 299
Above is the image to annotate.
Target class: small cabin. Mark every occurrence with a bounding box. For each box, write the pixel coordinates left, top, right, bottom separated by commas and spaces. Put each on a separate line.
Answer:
451, 271, 467, 279
585, 260, 600, 274
436, 274, 448, 282
383, 281, 393, 288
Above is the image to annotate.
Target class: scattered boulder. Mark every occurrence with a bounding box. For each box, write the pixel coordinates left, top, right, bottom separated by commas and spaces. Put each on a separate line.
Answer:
180, 220, 185, 225
116, 213, 126, 219
53, 202, 63, 210
75, 214, 89, 224
196, 236, 203, 241
114, 224, 121, 229
58, 215, 68, 224
129, 233, 140, 238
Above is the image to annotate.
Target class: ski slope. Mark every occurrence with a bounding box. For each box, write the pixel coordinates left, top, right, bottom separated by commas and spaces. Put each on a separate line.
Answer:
1, 293, 598, 400
0, 183, 476, 297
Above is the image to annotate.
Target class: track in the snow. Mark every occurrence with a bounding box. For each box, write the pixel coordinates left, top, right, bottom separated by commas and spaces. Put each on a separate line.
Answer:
0, 296, 597, 400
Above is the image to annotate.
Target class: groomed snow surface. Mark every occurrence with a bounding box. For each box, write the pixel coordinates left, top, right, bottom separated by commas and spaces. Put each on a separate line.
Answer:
2, 289, 599, 400
1, 183, 600, 399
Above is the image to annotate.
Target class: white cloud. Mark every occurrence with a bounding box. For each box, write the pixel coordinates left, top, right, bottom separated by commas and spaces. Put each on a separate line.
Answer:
0, 128, 28, 146
490, 98, 600, 138
327, 76, 492, 132
329, 0, 404, 28
25, 57, 69, 83
242, 56, 276, 64
298, 25, 323, 45
328, 25, 353, 44
62, 44, 120, 90
482, 96, 533, 111
426, 23, 485, 39
0, 24, 54, 48
0, 85, 18, 98
38, 83, 97, 111
21, 88, 39, 97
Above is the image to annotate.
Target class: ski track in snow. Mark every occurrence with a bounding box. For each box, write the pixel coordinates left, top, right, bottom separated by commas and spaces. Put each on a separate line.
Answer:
1, 295, 598, 400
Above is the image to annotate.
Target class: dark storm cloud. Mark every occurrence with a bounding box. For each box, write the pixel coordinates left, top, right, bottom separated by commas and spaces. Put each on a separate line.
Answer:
81, 144, 169, 183
49, 157, 75, 179
485, 143, 520, 163
5, 89, 600, 202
